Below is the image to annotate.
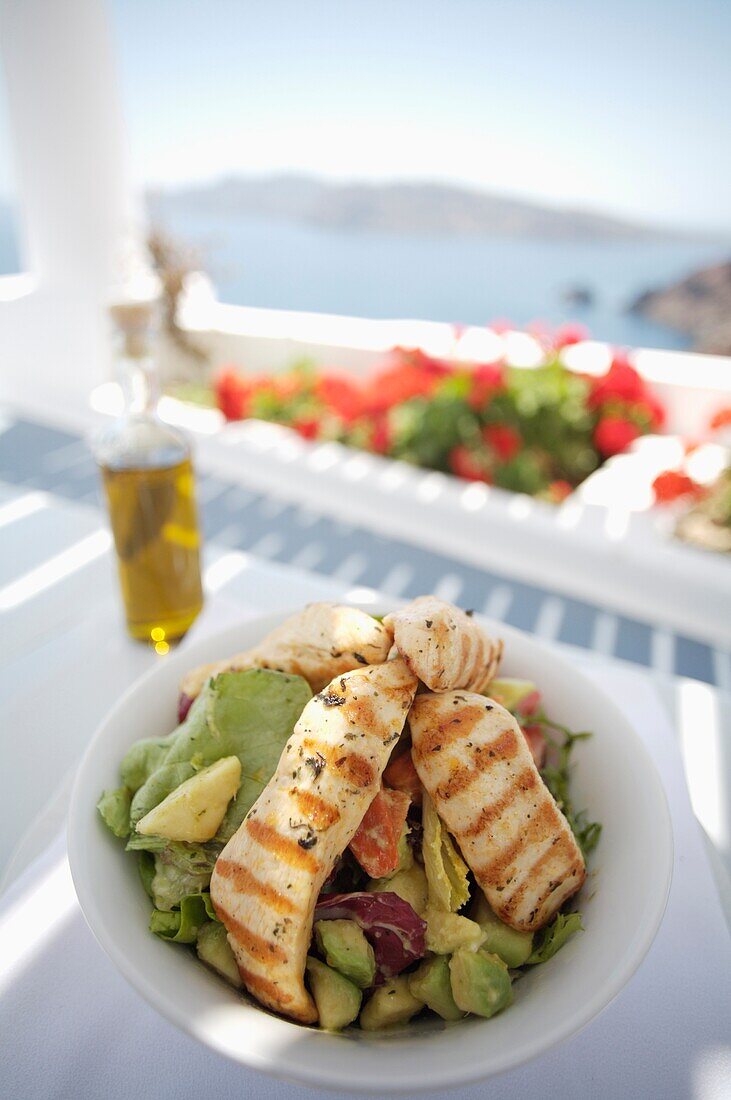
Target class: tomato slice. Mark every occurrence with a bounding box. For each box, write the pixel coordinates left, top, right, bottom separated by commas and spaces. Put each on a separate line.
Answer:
383, 749, 423, 805
522, 724, 547, 769
516, 690, 541, 717
349, 787, 411, 878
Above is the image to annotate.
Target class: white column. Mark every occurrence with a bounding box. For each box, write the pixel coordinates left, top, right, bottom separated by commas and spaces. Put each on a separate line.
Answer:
0, 0, 142, 416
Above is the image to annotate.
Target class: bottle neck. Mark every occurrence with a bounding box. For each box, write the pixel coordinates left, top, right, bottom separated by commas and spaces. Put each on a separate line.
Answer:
119, 352, 159, 416
110, 299, 161, 418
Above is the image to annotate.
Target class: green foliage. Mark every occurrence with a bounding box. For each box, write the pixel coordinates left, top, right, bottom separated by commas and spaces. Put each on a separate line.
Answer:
538, 712, 602, 857
526, 912, 584, 965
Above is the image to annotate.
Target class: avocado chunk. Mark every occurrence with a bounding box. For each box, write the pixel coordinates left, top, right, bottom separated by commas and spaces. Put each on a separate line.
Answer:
367, 862, 428, 917
449, 948, 513, 1019
425, 906, 486, 955
306, 956, 362, 1030
359, 975, 424, 1031
315, 919, 376, 989
135, 756, 241, 843
471, 892, 533, 968
486, 678, 537, 711
196, 922, 242, 989
408, 956, 463, 1021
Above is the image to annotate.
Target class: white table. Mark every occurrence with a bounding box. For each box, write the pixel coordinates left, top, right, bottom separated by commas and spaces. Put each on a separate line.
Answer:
1, 484, 730, 1099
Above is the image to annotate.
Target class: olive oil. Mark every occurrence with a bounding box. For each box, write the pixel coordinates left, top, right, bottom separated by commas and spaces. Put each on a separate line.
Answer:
94, 292, 204, 646
101, 457, 203, 644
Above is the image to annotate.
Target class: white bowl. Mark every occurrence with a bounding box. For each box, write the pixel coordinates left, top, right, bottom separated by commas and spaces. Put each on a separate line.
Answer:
68, 608, 672, 1093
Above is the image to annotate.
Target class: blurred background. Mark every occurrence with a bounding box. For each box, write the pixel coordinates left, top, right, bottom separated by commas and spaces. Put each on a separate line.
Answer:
3, 1, 731, 349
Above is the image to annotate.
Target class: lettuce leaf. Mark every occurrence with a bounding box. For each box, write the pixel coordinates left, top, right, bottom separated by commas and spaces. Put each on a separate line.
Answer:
422, 792, 470, 912
120, 734, 175, 793
138, 851, 156, 898
150, 842, 220, 911
97, 787, 132, 838
135, 669, 311, 844
149, 892, 217, 943
526, 911, 583, 965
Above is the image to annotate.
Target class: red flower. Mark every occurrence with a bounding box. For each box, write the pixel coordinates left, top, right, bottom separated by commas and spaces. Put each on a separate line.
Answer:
652, 470, 701, 504
588, 353, 645, 408
553, 322, 589, 349
489, 318, 514, 335
215, 368, 254, 421
709, 406, 731, 432
483, 423, 521, 461
593, 416, 640, 457
643, 394, 666, 431
362, 361, 439, 415
317, 373, 364, 422
547, 479, 573, 503
469, 361, 505, 410
370, 415, 392, 455
449, 445, 489, 482
292, 417, 320, 440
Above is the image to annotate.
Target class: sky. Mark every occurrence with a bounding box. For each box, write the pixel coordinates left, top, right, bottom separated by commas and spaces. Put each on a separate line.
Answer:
2, 0, 730, 231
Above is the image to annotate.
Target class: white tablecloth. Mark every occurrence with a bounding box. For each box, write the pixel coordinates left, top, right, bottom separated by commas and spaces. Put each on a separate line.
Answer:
1, 602, 730, 1100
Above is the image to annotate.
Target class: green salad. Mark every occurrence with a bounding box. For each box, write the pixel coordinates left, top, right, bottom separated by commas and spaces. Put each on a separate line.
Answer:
99, 648, 600, 1031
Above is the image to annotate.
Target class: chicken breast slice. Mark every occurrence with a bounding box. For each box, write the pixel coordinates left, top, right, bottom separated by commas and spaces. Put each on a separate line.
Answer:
209, 657, 418, 1023
409, 692, 585, 931
384, 596, 503, 693
181, 603, 393, 700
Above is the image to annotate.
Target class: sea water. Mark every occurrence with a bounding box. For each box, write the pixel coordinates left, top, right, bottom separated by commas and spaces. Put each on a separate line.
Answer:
1, 201, 726, 350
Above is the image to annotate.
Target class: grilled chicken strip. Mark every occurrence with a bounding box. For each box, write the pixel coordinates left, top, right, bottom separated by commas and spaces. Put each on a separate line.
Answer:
384, 596, 503, 693
210, 657, 418, 1023
409, 692, 585, 931
181, 603, 393, 700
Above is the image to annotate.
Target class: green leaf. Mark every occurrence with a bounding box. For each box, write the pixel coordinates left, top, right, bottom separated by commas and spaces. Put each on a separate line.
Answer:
538, 711, 601, 858
120, 735, 175, 793
149, 893, 213, 943
160, 668, 312, 842
138, 851, 156, 898
526, 911, 583, 965
97, 787, 132, 838
422, 793, 470, 912
150, 842, 220, 911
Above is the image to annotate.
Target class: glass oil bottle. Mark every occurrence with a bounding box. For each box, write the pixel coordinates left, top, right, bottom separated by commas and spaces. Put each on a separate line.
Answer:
93, 298, 203, 648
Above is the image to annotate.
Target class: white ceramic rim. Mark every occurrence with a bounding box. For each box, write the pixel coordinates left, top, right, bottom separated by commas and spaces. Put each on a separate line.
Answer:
68, 607, 673, 1093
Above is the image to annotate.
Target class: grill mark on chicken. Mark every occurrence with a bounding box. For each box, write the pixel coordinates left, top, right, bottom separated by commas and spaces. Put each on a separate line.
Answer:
409, 690, 585, 931
523, 858, 584, 921
245, 818, 320, 873
473, 800, 555, 885
431, 728, 520, 802
499, 836, 580, 917
211, 656, 418, 1024
214, 860, 300, 915
384, 597, 503, 693
411, 704, 487, 756
221, 911, 289, 964
290, 788, 341, 829
461, 766, 538, 837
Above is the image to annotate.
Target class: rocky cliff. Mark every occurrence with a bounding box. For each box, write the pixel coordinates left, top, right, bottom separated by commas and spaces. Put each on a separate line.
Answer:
630, 261, 731, 355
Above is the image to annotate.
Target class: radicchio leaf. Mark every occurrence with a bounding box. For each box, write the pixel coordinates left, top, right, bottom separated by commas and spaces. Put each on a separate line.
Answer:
178, 693, 194, 723
314, 890, 426, 984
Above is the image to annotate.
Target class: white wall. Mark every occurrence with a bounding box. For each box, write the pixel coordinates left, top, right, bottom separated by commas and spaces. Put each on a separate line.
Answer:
0, 0, 140, 417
